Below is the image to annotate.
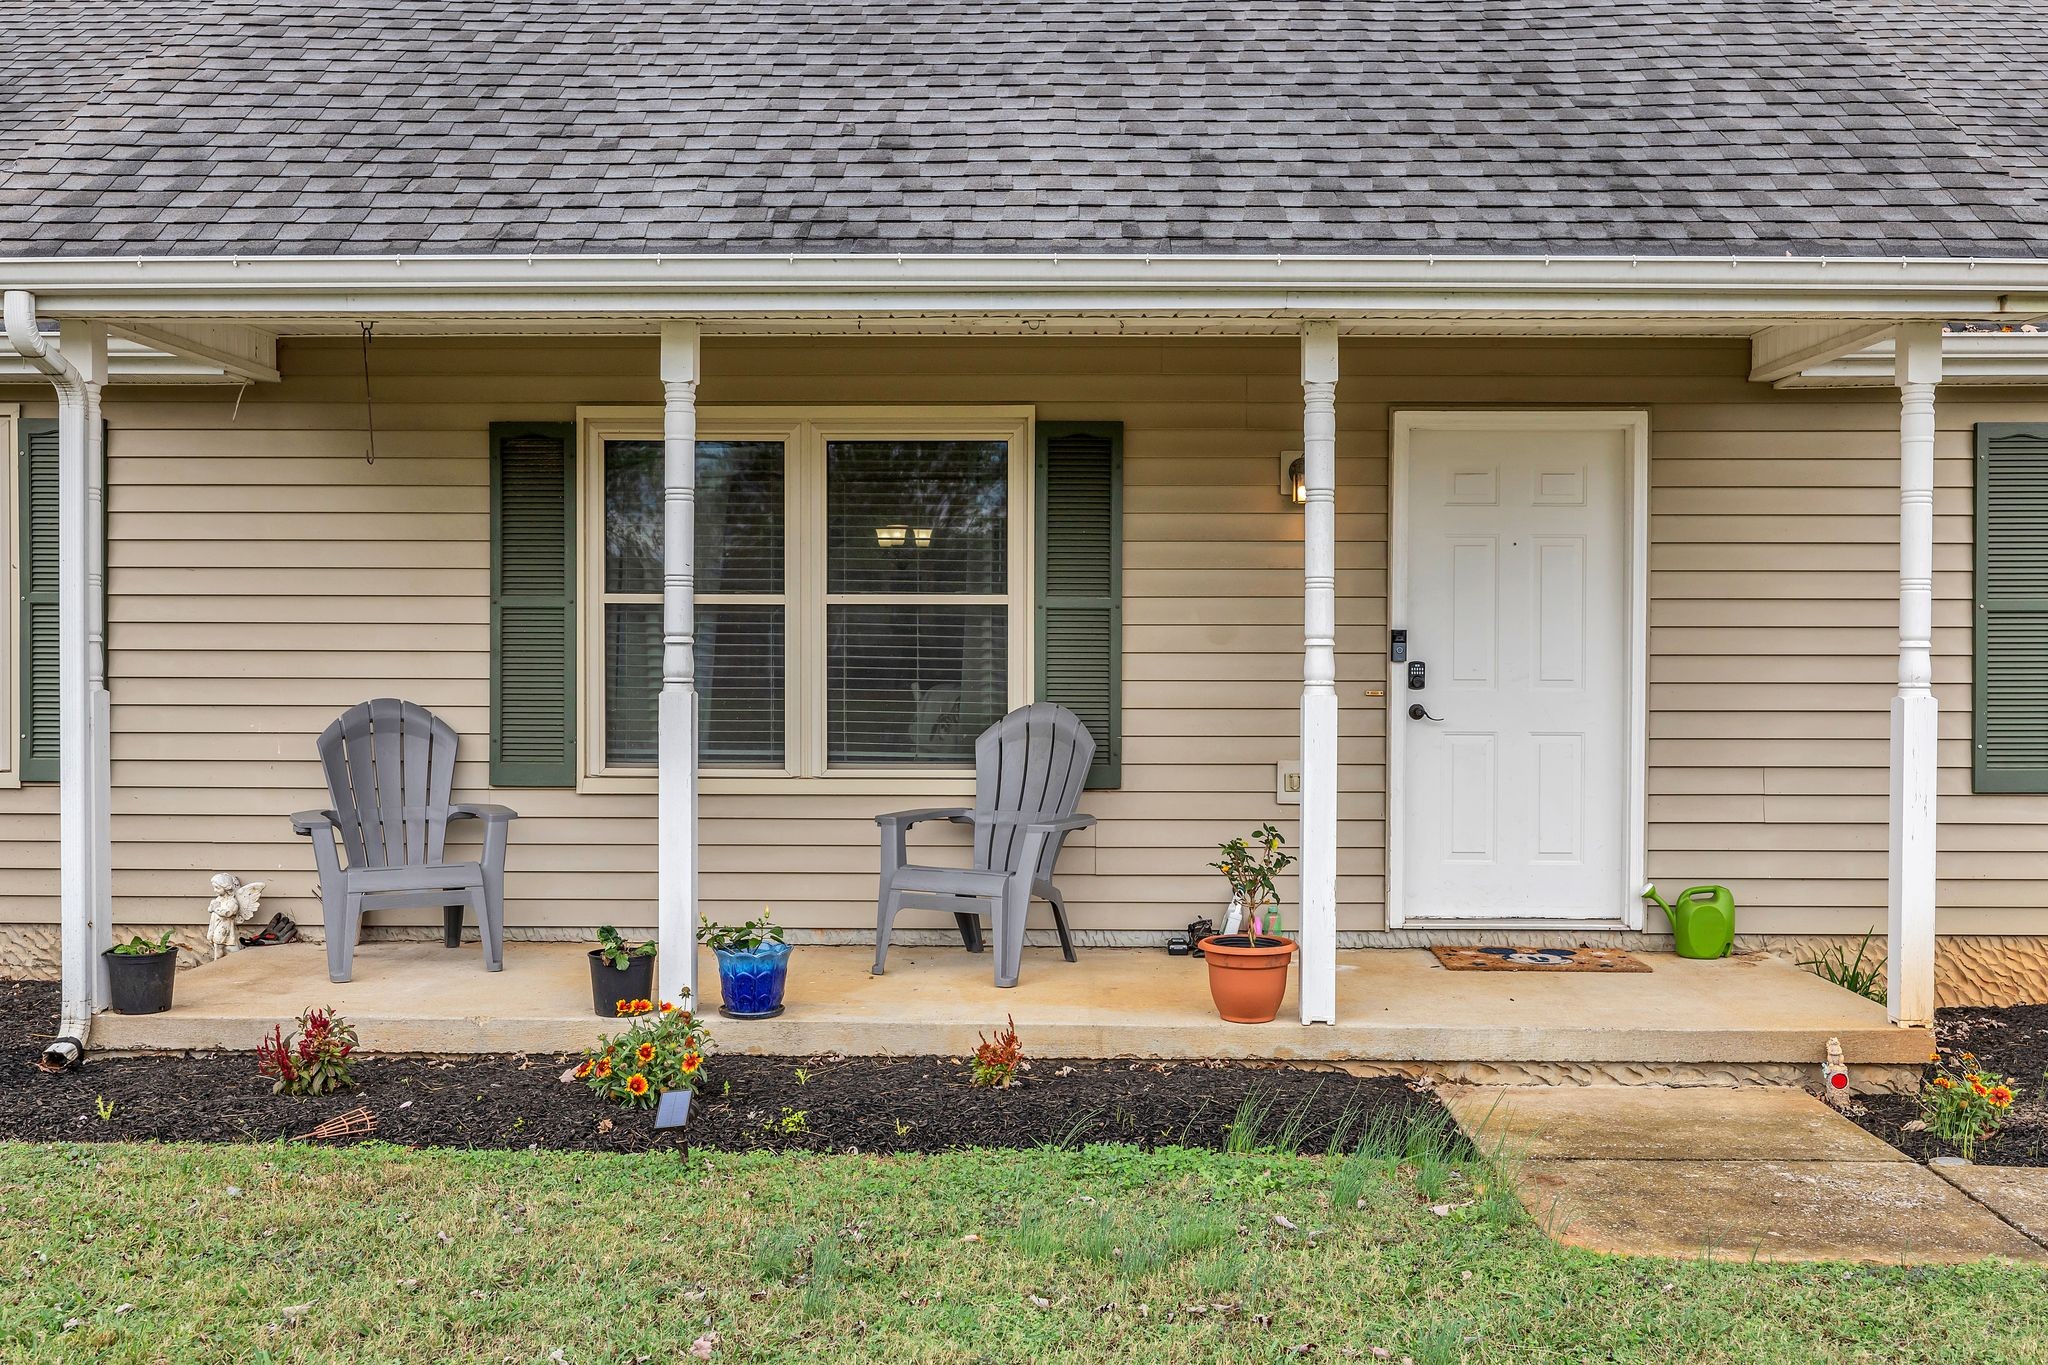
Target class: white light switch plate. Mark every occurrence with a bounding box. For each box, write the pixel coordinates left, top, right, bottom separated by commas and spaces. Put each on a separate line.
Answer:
1275, 761, 1302, 805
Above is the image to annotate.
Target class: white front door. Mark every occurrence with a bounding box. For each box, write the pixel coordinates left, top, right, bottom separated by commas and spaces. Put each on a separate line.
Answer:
1393, 415, 1642, 923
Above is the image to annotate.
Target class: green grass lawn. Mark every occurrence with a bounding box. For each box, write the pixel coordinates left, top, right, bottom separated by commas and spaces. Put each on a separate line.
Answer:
2, 1136, 2044, 1364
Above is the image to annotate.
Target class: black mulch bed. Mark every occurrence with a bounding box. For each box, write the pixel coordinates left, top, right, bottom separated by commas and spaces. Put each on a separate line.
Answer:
1848, 1003, 2048, 1167
0, 981, 1445, 1156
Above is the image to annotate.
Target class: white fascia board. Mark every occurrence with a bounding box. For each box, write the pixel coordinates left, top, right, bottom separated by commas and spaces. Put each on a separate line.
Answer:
1780, 333, 2048, 388
4, 252, 2048, 324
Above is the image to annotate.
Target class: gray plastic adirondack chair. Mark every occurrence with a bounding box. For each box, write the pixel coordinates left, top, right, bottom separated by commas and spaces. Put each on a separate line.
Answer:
290, 698, 519, 983
872, 703, 1096, 988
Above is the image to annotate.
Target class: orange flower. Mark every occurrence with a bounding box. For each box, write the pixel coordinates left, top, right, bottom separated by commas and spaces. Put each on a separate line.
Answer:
616, 998, 630, 1013
1934, 1077, 1955, 1089
680, 1051, 703, 1075
636, 1042, 657, 1064
660, 1000, 678, 1012
625, 1073, 650, 1097
594, 1057, 612, 1079
1989, 1086, 2015, 1107
1971, 1080, 1988, 1096
574, 1059, 593, 1079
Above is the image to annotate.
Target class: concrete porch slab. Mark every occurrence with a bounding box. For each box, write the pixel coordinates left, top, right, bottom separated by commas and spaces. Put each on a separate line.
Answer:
1440, 1084, 1907, 1162
1517, 1157, 2048, 1264
1930, 1165, 2048, 1246
92, 941, 1930, 1074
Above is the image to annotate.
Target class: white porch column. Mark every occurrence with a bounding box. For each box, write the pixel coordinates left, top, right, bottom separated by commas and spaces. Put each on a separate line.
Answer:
657, 323, 702, 1007
1298, 322, 1339, 1025
1888, 323, 1942, 1027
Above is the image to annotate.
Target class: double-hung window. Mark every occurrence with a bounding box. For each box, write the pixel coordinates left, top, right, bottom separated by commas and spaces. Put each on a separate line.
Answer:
581, 408, 1032, 781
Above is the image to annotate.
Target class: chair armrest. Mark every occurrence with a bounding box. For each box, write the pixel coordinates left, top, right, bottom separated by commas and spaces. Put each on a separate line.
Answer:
448, 803, 520, 823
874, 806, 973, 830
967, 811, 1096, 833
290, 809, 340, 836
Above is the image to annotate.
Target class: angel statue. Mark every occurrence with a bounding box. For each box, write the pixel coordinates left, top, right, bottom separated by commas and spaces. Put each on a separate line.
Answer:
205, 873, 267, 960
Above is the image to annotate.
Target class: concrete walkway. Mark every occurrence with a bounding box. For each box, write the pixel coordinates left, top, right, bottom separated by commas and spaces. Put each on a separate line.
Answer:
1441, 1085, 2048, 1265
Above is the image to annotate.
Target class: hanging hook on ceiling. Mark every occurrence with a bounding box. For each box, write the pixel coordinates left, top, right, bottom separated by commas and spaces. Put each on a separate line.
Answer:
359, 320, 377, 465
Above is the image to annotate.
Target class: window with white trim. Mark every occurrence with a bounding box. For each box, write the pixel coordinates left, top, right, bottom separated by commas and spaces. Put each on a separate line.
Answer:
580, 409, 1032, 779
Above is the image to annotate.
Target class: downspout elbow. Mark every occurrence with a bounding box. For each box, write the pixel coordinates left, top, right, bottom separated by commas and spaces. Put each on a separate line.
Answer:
3, 289, 92, 1068
3, 290, 72, 381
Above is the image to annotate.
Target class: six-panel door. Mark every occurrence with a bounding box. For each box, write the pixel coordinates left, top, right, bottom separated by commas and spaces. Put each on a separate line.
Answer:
1400, 423, 1631, 920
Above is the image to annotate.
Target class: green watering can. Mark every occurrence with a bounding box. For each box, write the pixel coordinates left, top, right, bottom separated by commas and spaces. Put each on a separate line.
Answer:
1641, 882, 1736, 960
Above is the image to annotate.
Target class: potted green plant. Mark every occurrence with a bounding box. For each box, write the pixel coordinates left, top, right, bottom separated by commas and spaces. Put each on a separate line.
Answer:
1198, 825, 1298, 1023
699, 907, 791, 1019
588, 925, 657, 1017
104, 930, 179, 1015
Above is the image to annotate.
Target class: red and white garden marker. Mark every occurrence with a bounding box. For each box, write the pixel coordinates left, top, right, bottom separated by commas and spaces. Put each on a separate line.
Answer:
1822, 1036, 1851, 1105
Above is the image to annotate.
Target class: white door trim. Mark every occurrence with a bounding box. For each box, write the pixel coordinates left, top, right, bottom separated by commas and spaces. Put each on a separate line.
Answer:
1386, 409, 1650, 930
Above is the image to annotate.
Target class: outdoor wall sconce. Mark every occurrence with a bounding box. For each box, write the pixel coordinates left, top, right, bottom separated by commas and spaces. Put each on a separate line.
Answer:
911, 527, 934, 549
875, 524, 909, 548
1280, 451, 1306, 505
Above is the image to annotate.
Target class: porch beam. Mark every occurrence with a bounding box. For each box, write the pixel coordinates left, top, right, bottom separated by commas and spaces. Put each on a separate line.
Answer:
1748, 322, 1899, 385
104, 321, 280, 383
657, 322, 702, 1008
1298, 321, 1339, 1026
1887, 323, 1942, 1027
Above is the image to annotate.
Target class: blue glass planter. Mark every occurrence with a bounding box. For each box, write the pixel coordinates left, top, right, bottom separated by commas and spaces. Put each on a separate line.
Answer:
715, 941, 791, 1019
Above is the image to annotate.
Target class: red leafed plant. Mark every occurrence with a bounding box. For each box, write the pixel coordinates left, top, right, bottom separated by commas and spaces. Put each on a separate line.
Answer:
971, 1015, 1024, 1089
257, 1006, 360, 1096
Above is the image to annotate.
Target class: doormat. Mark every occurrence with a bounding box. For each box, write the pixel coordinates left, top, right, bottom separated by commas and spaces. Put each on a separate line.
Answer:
1430, 945, 1650, 973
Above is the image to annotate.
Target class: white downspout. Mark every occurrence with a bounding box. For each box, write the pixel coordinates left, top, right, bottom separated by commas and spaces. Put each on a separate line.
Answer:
4, 290, 106, 1064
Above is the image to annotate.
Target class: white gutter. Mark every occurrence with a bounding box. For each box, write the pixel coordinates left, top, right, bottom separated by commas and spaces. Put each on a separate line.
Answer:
2, 290, 95, 1068
5, 251, 2048, 321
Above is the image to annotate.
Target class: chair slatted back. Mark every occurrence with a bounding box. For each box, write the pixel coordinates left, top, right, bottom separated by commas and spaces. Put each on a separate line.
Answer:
315, 698, 460, 870
972, 704, 1095, 879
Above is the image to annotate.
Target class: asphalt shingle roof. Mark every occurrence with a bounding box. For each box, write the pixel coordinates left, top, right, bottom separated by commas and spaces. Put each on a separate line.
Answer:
0, 0, 2044, 259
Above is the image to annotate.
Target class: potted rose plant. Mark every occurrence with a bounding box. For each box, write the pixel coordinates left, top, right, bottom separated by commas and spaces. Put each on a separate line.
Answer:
104, 930, 179, 1015
699, 907, 791, 1019
1198, 825, 1298, 1023
588, 924, 656, 1017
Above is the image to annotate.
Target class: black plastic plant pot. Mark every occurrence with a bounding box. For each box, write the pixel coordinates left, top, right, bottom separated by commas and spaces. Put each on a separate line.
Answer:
103, 948, 177, 1015
589, 949, 657, 1017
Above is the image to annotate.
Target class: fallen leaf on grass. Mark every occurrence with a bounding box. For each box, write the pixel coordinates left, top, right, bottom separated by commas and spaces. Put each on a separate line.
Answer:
113, 1304, 134, 1316
688, 1331, 718, 1360
1027, 1294, 1051, 1310
1272, 1214, 1298, 1231
960, 1234, 981, 1243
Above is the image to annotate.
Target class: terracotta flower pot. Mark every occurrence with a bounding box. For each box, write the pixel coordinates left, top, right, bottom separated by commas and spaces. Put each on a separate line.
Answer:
1198, 934, 1297, 1023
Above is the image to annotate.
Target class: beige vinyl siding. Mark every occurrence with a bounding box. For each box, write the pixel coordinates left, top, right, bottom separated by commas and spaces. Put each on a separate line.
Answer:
6, 336, 2048, 941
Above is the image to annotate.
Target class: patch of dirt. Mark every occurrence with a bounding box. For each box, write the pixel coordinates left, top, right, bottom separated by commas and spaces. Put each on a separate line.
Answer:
1848, 1004, 2048, 1167
0, 980, 1443, 1155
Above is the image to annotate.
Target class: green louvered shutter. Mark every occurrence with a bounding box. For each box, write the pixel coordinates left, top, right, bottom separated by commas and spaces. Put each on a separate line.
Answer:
1035, 421, 1123, 789
1975, 423, 2048, 793
490, 422, 577, 786
17, 418, 58, 782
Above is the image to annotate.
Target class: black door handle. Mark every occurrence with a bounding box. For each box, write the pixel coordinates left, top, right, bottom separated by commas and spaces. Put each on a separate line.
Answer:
1408, 704, 1442, 722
